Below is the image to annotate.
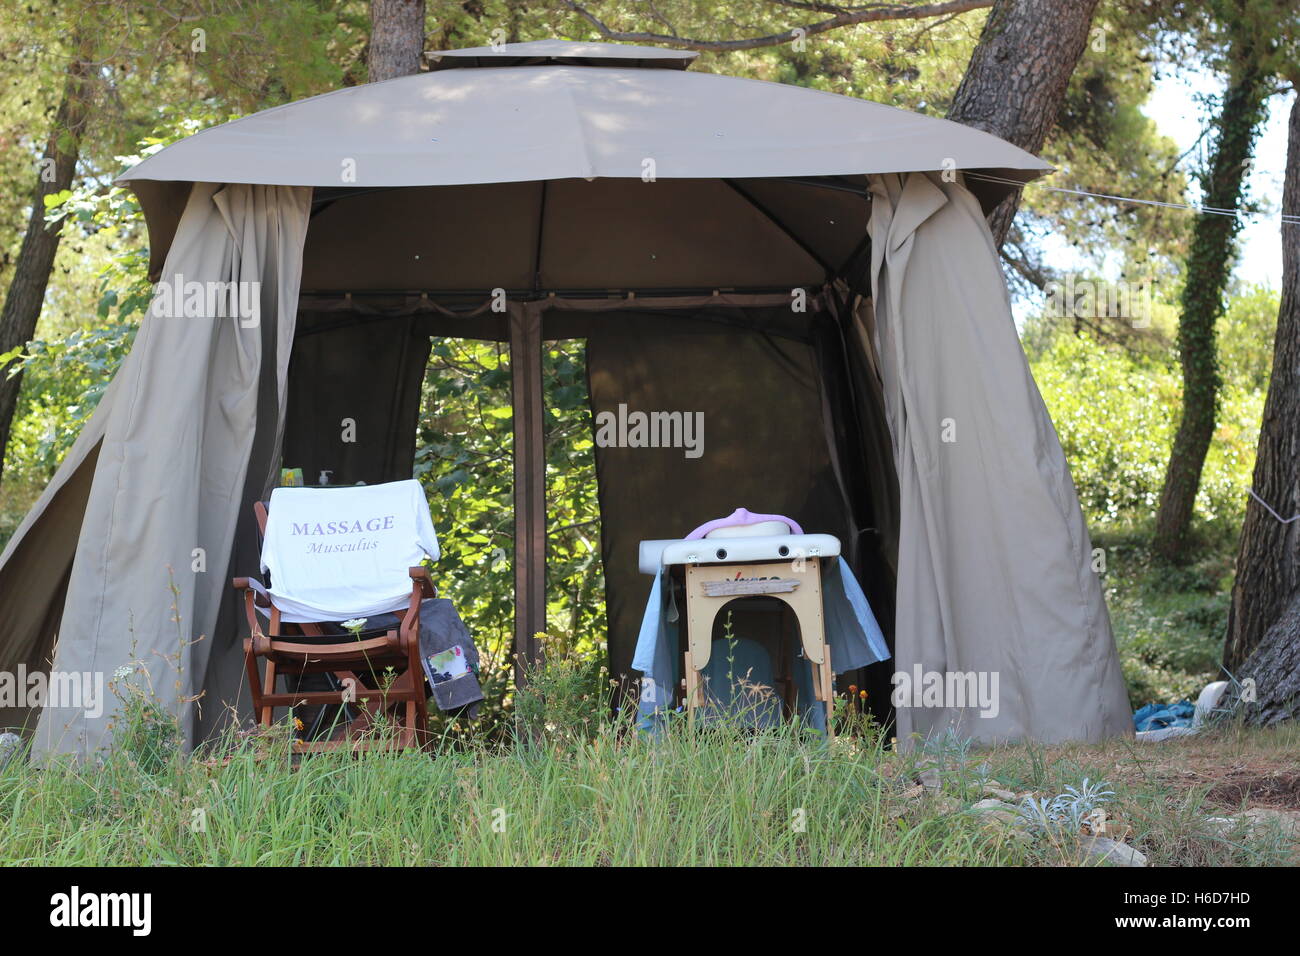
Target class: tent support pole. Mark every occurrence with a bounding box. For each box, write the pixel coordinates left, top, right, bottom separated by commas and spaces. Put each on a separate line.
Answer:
510, 304, 546, 686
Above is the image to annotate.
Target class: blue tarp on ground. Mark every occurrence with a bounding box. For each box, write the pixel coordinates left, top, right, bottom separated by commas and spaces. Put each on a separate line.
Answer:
1133, 700, 1195, 732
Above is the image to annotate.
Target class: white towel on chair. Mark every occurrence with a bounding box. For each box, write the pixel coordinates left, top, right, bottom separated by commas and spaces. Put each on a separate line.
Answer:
260, 479, 439, 623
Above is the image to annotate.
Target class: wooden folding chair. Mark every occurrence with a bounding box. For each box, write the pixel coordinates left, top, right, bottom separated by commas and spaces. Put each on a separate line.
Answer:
232, 501, 434, 752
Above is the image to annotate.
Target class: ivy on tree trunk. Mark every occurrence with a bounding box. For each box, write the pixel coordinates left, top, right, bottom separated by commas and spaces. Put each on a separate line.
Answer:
1152, 39, 1270, 559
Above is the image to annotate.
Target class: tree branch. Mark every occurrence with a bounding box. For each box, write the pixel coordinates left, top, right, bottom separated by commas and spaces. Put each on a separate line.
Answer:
566, 0, 994, 53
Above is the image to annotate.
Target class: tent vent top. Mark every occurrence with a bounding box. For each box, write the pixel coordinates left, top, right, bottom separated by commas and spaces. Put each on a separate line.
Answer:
426, 39, 698, 71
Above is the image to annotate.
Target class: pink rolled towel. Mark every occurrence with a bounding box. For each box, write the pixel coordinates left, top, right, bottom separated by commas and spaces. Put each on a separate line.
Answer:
684, 507, 803, 540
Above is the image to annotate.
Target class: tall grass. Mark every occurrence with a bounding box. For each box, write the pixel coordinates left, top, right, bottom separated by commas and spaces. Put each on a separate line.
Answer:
0, 714, 1033, 866
3, 653, 1295, 866
4, 720, 1296, 865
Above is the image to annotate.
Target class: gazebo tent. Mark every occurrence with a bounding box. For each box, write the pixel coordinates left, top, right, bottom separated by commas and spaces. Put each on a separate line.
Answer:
0, 39, 1133, 756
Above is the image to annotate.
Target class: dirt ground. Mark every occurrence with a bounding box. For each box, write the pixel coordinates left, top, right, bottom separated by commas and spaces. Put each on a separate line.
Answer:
1034, 725, 1300, 811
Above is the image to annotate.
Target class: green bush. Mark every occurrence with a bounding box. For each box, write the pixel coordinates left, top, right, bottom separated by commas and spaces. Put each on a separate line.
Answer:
513, 633, 611, 750
106, 663, 183, 775
1030, 333, 1260, 527
1093, 525, 1231, 706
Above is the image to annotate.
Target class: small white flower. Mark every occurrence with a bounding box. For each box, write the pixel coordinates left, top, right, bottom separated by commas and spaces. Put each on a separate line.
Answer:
342, 618, 367, 631
113, 665, 134, 680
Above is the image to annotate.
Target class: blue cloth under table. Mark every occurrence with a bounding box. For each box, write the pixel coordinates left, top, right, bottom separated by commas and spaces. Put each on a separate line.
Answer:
632, 556, 890, 733
1133, 700, 1195, 732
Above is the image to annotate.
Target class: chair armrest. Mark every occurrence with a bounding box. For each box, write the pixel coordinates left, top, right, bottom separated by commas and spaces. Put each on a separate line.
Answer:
231, 576, 272, 642
401, 567, 436, 650
409, 566, 437, 600
231, 576, 272, 608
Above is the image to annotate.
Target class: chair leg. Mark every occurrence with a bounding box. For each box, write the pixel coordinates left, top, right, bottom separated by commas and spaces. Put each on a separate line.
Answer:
245, 637, 431, 753
400, 700, 417, 749
261, 660, 277, 727
243, 640, 264, 723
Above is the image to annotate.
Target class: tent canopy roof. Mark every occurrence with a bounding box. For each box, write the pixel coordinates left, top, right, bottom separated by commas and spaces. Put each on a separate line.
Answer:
118, 39, 1049, 190
116, 39, 1051, 284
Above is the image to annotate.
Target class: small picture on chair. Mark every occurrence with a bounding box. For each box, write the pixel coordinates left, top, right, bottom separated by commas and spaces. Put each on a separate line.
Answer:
424, 645, 485, 713
424, 645, 470, 684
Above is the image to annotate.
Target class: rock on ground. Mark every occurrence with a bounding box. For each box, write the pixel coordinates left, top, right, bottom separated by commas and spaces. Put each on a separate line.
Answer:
970, 798, 1022, 825
1080, 836, 1148, 867
1240, 808, 1300, 839
917, 767, 942, 790
0, 732, 20, 769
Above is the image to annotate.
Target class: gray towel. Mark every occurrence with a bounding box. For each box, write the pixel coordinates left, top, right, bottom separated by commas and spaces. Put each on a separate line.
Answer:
410, 598, 481, 673
412, 599, 486, 714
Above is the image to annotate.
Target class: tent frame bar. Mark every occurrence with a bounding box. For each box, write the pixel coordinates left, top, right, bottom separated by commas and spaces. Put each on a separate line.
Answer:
724, 178, 834, 279
307, 177, 871, 207
297, 285, 820, 299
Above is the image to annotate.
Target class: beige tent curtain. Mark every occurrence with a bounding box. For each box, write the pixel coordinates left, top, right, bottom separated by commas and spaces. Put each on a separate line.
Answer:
866, 171, 1132, 745
27, 183, 311, 758
0, 374, 117, 733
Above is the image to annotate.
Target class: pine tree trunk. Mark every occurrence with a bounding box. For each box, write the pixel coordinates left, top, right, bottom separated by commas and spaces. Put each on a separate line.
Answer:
1220, 587, 1300, 726
946, 0, 1100, 249
0, 52, 92, 484
1224, 95, 1300, 670
369, 0, 427, 82
1152, 49, 1270, 559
